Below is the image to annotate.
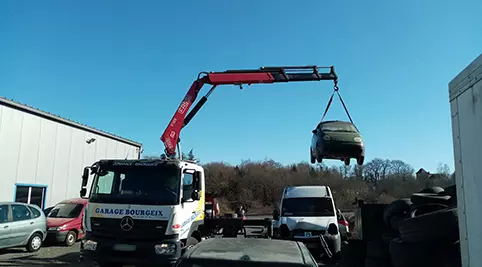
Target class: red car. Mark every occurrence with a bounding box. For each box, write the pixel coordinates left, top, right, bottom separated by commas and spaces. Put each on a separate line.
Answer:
46, 198, 87, 246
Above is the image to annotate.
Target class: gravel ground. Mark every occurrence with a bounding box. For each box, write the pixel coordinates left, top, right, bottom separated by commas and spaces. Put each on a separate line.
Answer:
0, 243, 86, 267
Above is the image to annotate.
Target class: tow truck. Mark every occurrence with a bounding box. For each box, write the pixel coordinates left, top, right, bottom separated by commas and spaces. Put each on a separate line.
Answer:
79, 65, 338, 267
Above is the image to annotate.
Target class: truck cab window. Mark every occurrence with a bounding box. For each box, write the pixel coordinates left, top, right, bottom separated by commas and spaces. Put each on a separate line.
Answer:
183, 172, 194, 200
90, 164, 182, 205
94, 171, 115, 194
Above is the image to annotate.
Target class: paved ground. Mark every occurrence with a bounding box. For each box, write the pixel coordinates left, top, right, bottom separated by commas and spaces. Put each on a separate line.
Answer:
0, 243, 83, 267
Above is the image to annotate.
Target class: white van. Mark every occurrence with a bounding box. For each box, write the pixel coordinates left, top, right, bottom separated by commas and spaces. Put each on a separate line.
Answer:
273, 186, 341, 258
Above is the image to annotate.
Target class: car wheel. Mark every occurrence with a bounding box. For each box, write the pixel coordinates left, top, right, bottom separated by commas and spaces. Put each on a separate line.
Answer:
344, 158, 350, 166
65, 231, 77, 246
26, 233, 43, 252
357, 156, 365, 165
310, 149, 316, 164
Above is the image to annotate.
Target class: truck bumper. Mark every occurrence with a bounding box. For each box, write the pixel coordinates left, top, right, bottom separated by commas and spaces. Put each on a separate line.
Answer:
79, 233, 181, 265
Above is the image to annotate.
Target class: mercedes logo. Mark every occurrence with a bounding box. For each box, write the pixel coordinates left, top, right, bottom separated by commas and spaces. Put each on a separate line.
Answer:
120, 216, 134, 231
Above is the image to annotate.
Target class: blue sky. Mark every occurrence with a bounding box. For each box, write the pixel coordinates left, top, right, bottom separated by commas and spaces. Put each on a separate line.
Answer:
1, 0, 481, 172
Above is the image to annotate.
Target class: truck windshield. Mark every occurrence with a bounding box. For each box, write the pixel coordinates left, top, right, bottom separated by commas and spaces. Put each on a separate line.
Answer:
89, 163, 181, 205
48, 203, 83, 218
281, 197, 335, 217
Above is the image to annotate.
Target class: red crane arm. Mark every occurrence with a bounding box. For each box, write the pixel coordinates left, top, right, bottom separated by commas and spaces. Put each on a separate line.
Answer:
161, 66, 338, 157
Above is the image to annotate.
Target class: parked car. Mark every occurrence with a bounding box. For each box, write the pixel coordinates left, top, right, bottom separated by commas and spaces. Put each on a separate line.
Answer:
0, 202, 47, 252
310, 120, 365, 166
46, 198, 87, 246
43, 206, 54, 216
174, 238, 319, 267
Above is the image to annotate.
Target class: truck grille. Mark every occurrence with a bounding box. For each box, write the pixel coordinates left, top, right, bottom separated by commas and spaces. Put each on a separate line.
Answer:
90, 218, 168, 241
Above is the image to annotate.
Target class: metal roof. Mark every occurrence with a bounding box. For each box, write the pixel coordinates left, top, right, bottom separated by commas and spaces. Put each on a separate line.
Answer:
0, 97, 142, 148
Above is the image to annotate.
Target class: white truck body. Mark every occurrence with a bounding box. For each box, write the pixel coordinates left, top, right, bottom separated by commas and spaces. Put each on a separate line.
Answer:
83, 161, 205, 239
80, 159, 206, 265
449, 53, 482, 267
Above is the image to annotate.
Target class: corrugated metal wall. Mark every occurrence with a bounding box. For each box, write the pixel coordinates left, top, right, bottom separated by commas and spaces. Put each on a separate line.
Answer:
0, 104, 141, 208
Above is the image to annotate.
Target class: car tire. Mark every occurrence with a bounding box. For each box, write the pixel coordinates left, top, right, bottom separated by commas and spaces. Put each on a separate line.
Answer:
344, 158, 350, 166
419, 186, 445, 194
310, 150, 316, 164
357, 156, 364, 165
410, 193, 451, 205
383, 198, 411, 231
26, 233, 43, 252
65, 230, 77, 246
399, 207, 459, 243
409, 203, 447, 218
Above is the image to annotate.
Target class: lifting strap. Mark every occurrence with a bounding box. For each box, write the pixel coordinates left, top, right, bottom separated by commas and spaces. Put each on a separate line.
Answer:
320, 83, 354, 124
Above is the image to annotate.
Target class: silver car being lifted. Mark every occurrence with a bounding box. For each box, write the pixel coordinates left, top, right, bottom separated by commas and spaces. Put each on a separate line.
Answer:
0, 202, 47, 252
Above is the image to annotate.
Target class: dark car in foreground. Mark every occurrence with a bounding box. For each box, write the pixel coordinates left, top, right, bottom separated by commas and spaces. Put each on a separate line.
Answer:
310, 120, 364, 166
174, 238, 318, 267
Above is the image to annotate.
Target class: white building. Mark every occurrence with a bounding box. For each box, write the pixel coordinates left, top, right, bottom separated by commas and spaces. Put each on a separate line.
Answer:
0, 97, 142, 209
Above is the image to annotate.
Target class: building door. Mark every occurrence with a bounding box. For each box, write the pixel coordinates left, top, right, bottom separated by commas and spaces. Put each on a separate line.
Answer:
14, 184, 47, 210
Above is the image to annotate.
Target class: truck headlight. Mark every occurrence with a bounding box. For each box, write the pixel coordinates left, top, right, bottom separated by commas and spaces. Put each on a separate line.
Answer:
82, 240, 97, 251
154, 243, 176, 255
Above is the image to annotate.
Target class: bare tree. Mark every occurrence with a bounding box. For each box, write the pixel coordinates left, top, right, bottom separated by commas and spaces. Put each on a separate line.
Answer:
436, 163, 451, 176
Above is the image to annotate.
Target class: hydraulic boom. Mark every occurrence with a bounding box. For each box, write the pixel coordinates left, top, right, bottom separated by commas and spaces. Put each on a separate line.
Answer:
161, 65, 338, 157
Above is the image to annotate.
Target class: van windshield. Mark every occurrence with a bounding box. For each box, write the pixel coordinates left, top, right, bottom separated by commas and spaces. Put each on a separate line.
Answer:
281, 197, 335, 217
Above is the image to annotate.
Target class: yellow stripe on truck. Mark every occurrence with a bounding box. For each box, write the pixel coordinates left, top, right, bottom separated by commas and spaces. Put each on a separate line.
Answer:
194, 189, 205, 221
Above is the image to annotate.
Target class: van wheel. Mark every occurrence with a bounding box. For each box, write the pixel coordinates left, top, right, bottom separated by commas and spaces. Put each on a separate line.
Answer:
26, 233, 42, 252
65, 231, 77, 246
344, 158, 350, 166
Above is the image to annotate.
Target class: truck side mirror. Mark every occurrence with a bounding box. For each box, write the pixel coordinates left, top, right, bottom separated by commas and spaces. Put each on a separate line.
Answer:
191, 191, 201, 201
81, 167, 89, 187
273, 209, 280, 220
193, 172, 201, 191
80, 188, 87, 198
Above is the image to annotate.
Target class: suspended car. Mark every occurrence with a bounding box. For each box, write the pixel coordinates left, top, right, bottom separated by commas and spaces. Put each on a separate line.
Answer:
310, 120, 365, 166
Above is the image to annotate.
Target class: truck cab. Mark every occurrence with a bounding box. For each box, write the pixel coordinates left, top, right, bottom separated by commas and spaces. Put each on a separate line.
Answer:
273, 186, 341, 259
79, 158, 205, 267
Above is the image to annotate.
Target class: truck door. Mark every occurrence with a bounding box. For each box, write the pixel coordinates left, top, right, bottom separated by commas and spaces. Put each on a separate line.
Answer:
179, 169, 202, 237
